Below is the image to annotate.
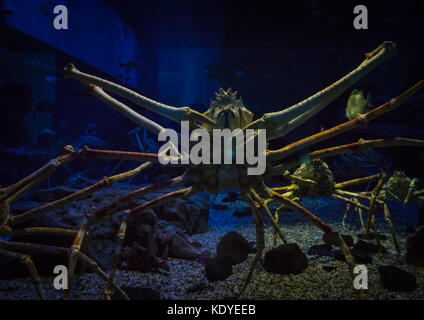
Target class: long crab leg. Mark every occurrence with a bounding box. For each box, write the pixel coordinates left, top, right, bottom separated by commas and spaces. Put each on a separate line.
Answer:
86, 84, 165, 136
268, 138, 424, 176
12, 227, 78, 238
334, 174, 382, 189
365, 173, 386, 236
331, 194, 370, 211
64, 217, 88, 300
336, 189, 400, 254
382, 203, 401, 254
1, 149, 79, 204
268, 78, 424, 162
105, 217, 127, 300
64, 64, 215, 127
265, 187, 336, 233
0, 239, 128, 300
64, 216, 130, 300
125, 187, 194, 216
0, 248, 45, 300
237, 192, 265, 298
341, 202, 353, 230
1, 146, 179, 210
76, 251, 129, 300
244, 41, 397, 140
84, 84, 182, 157
88, 173, 189, 222
250, 188, 288, 245
0, 239, 71, 300
12, 162, 151, 225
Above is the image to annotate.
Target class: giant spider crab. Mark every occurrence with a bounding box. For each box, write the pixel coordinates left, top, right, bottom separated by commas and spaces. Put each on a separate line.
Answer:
1, 41, 424, 299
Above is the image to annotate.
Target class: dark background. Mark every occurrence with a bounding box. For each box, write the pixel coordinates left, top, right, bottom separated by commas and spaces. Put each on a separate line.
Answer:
0, 0, 423, 187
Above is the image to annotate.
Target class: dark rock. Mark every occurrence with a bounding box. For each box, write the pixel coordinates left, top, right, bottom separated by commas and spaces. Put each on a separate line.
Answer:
156, 223, 202, 260
354, 240, 382, 254
308, 243, 333, 257
212, 204, 229, 211
378, 266, 417, 292
233, 207, 251, 217
322, 265, 336, 272
217, 231, 251, 265
358, 233, 387, 241
264, 243, 308, 275
205, 256, 233, 282
119, 242, 169, 273
405, 227, 424, 267
334, 249, 372, 264
157, 192, 210, 235
323, 232, 354, 247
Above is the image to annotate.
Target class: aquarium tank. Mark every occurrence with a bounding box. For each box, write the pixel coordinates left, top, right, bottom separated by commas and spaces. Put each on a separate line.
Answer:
0, 0, 423, 309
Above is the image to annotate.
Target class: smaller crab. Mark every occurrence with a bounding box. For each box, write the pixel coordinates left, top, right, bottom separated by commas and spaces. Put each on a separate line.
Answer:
255, 159, 401, 256
342, 171, 423, 242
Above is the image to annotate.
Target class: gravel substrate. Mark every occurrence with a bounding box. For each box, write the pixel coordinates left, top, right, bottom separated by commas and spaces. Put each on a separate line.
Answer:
1, 193, 423, 300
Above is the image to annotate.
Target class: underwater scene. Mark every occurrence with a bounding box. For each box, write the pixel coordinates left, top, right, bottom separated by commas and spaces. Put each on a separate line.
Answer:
0, 0, 423, 302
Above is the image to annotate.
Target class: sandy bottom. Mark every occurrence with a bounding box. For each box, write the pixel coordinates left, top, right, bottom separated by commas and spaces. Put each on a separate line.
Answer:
1, 194, 423, 300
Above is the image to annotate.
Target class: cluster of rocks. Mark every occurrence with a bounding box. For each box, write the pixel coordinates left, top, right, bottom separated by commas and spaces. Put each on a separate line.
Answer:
205, 231, 310, 281
307, 231, 421, 292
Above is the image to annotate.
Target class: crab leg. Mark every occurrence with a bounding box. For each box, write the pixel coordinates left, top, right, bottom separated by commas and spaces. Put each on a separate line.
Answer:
331, 194, 370, 211
250, 188, 287, 245
268, 79, 424, 161
125, 187, 194, 216
64, 217, 88, 300
86, 84, 165, 135
382, 202, 401, 254
77, 251, 129, 300
1, 150, 79, 204
0, 248, 45, 300
0, 239, 128, 300
336, 188, 400, 254
0, 239, 69, 256
334, 174, 381, 189
245, 41, 397, 140
12, 162, 151, 225
339, 196, 367, 232
12, 227, 77, 238
105, 217, 127, 300
268, 138, 424, 177
1, 146, 174, 211
85, 84, 183, 157
265, 187, 336, 233
365, 173, 386, 236
237, 192, 265, 298
64, 64, 215, 127
88, 173, 189, 222
341, 203, 353, 230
